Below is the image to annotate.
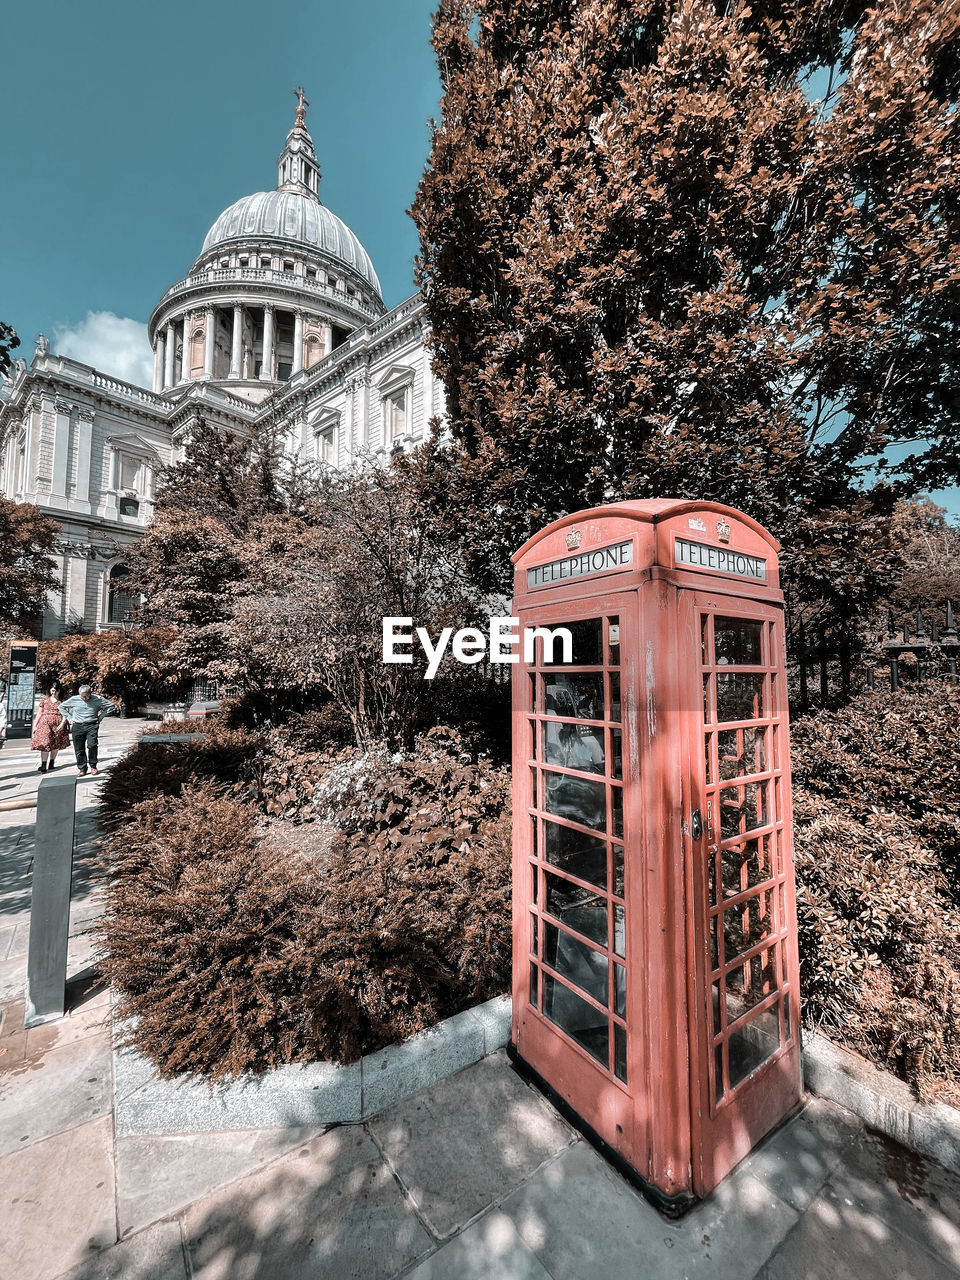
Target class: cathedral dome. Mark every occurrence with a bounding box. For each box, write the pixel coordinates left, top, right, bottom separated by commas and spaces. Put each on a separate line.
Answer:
149, 91, 387, 401
200, 190, 382, 298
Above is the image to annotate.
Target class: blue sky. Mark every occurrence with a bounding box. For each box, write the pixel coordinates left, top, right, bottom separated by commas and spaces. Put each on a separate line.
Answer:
1, 0, 439, 376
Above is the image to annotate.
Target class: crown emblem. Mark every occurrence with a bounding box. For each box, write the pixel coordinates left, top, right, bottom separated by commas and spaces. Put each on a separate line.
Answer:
716, 518, 731, 543
565, 528, 583, 550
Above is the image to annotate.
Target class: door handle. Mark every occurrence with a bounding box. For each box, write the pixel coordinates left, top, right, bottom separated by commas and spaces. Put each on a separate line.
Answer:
691, 808, 703, 841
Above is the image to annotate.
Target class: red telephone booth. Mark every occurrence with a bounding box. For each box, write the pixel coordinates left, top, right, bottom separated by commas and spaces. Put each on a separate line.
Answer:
510, 500, 802, 1210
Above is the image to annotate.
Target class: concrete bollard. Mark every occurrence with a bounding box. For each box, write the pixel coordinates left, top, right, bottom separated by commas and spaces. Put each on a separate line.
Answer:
25, 774, 77, 1027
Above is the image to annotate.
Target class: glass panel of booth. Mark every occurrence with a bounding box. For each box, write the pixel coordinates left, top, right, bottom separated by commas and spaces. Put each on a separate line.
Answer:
525, 611, 628, 1084
698, 607, 790, 1105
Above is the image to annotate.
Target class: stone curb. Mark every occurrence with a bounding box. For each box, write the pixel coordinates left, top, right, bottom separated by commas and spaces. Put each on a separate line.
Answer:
113, 994, 512, 1136
113, 995, 960, 1175
802, 1029, 960, 1175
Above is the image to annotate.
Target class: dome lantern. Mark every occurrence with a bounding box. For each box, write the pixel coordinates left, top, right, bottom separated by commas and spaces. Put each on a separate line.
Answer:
277, 87, 322, 201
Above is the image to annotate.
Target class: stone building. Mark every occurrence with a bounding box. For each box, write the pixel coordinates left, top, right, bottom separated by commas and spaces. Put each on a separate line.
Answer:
0, 94, 441, 638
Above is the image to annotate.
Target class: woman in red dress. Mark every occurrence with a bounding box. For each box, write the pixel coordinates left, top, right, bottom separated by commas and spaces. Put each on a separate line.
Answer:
31, 683, 71, 772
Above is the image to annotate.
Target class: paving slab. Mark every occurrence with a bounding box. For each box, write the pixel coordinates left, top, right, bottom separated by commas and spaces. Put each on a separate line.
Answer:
405, 1211, 554, 1280
0, 950, 27, 1001
0, 1115, 116, 1280
367, 1050, 577, 1240
116, 1124, 329, 1236
739, 1095, 865, 1213
23, 986, 111, 1056
182, 1125, 434, 1280
54, 1220, 188, 1280
825, 1126, 960, 1273
757, 1188, 960, 1280
0, 1025, 111, 1156
504, 1136, 799, 1280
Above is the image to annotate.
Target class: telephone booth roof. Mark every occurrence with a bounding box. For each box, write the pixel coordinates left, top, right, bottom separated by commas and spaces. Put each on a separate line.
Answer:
513, 499, 781, 600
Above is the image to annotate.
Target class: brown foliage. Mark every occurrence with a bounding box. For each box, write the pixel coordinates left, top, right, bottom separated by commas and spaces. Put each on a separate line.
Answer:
0, 497, 60, 631
99, 787, 324, 1077
792, 685, 960, 1096
414, 0, 959, 633
98, 726, 262, 831
99, 731, 512, 1075
38, 627, 184, 706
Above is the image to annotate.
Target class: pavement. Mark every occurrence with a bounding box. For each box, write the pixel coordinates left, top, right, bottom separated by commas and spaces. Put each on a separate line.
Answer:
2, 722, 960, 1279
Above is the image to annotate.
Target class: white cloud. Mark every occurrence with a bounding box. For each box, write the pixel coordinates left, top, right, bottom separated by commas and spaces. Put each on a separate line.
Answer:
52, 311, 153, 388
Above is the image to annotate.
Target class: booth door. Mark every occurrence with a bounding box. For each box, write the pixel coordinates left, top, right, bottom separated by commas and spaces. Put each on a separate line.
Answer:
514, 599, 637, 1165
685, 596, 802, 1194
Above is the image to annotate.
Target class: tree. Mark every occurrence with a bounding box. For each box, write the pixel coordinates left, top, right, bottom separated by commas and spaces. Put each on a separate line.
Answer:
37, 628, 185, 708
0, 497, 60, 634
220, 452, 486, 747
0, 322, 19, 378
413, 0, 960, 627
128, 420, 484, 742
126, 417, 306, 677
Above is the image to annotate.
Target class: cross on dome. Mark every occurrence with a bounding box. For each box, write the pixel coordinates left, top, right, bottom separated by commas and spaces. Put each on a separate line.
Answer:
294, 85, 309, 127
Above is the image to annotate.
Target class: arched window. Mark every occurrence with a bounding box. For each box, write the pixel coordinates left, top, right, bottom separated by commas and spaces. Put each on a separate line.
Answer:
304, 335, 323, 369
108, 565, 138, 624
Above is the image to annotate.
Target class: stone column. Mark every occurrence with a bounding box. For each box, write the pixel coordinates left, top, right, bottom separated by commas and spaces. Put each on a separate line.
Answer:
164, 322, 176, 389
204, 308, 215, 378
180, 312, 192, 381
75, 408, 94, 511
153, 338, 164, 392
322, 321, 333, 357
293, 311, 303, 375
260, 305, 274, 381
52, 399, 71, 497
229, 305, 243, 378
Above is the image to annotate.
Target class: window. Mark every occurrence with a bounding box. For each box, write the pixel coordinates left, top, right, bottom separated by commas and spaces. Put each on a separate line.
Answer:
283, 259, 294, 274
119, 455, 139, 488
260, 256, 271, 269
317, 428, 336, 464
111, 444, 155, 504
304, 335, 323, 369
385, 389, 408, 442
107, 566, 138, 624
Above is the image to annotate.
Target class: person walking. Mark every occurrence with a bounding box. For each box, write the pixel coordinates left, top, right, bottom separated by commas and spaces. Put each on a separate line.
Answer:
30, 683, 71, 772
56, 685, 116, 776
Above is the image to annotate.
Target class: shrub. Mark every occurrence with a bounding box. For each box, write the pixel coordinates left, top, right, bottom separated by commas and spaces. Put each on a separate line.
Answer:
256, 730, 360, 824
37, 627, 186, 709
100, 729, 512, 1074
99, 725, 261, 830
301, 727, 512, 1058
792, 685, 960, 1097
100, 786, 323, 1077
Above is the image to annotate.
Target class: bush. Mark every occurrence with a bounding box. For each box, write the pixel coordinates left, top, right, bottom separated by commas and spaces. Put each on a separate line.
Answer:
792, 685, 960, 1097
100, 730, 512, 1075
99, 725, 261, 830
100, 786, 323, 1077
37, 627, 186, 709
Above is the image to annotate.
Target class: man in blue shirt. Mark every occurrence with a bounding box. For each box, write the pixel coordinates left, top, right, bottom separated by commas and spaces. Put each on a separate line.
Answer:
56, 685, 115, 776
